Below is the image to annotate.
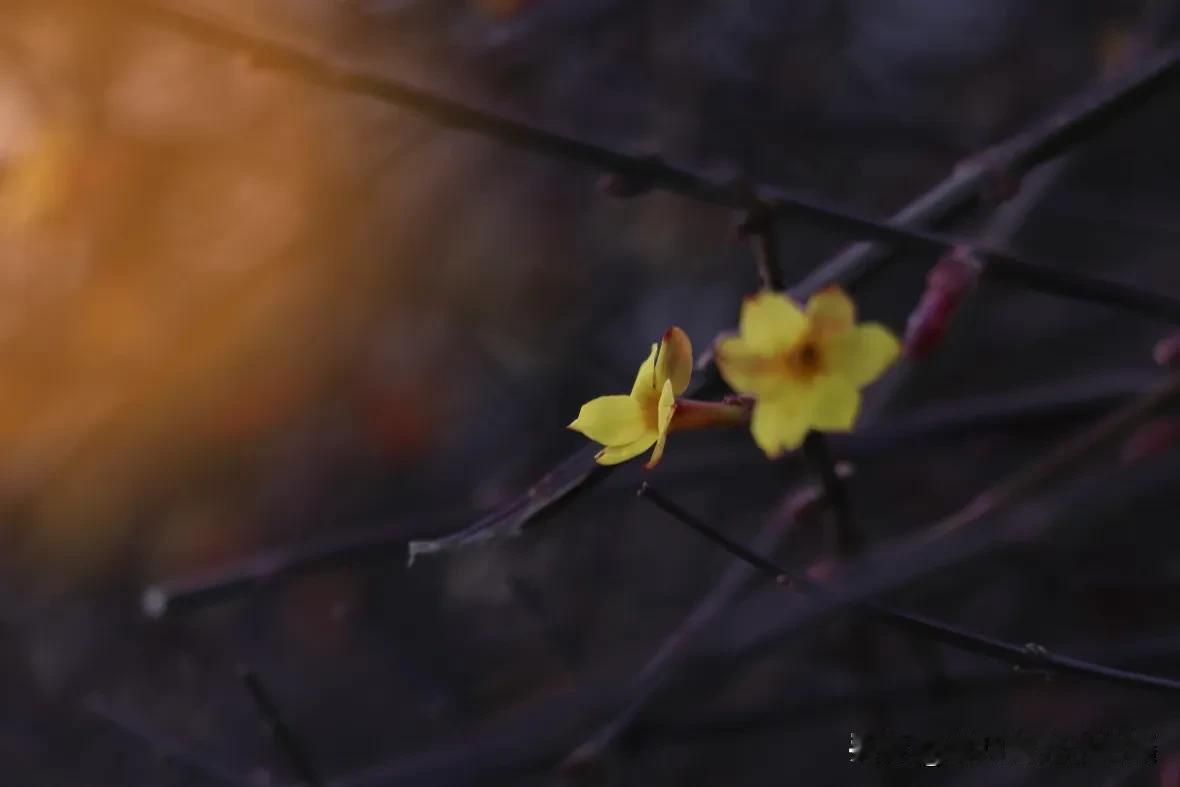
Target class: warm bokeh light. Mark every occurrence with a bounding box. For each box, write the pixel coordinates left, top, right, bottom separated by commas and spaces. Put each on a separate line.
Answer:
0, 3, 421, 578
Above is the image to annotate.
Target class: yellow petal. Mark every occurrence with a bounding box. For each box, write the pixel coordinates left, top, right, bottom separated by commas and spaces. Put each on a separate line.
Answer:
739, 291, 805, 353
714, 334, 777, 396
749, 385, 814, 458
825, 323, 900, 387
806, 286, 855, 338
630, 342, 660, 402
809, 376, 861, 431
595, 434, 657, 465
645, 380, 677, 468
655, 326, 694, 396
568, 395, 647, 446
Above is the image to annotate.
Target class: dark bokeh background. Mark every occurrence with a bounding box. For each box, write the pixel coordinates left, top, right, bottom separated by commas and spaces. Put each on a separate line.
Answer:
1, 0, 1179, 785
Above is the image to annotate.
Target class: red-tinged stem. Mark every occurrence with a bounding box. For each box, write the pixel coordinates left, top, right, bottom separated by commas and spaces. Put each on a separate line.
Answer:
669, 397, 752, 431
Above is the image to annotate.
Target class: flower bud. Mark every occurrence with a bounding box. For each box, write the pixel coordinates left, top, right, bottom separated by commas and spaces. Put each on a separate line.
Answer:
1152, 332, 1180, 368
903, 247, 981, 359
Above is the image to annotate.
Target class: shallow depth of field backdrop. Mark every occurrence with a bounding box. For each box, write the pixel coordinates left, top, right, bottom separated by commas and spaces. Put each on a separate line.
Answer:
3, 1, 1180, 785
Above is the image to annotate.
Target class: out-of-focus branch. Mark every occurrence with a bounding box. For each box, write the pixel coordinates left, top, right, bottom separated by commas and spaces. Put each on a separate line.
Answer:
104, 1, 1180, 320
83, 696, 259, 787
637, 481, 1180, 695
130, 0, 1180, 607
239, 667, 325, 787
735, 204, 786, 291
563, 472, 846, 771
713, 377, 1180, 664
141, 369, 1159, 617
330, 444, 1180, 787
142, 507, 470, 617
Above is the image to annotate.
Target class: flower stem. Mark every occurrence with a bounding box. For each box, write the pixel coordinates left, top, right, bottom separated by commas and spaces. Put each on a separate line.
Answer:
669, 397, 752, 432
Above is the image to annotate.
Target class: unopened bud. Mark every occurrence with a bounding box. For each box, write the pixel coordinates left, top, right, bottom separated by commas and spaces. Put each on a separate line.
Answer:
1119, 417, 1180, 467
903, 247, 982, 359
1152, 332, 1180, 368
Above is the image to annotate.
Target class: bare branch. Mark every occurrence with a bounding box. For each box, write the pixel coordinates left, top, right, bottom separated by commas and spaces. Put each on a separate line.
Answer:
142, 369, 1159, 616
83, 696, 258, 787
563, 483, 815, 772
238, 667, 325, 787
106, 0, 1180, 322
637, 481, 1180, 695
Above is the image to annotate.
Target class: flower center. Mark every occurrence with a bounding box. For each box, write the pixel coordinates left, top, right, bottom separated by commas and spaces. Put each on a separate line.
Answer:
798, 342, 819, 368
783, 339, 823, 380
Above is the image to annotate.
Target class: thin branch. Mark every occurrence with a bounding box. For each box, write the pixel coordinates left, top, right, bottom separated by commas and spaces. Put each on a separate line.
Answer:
142, 369, 1159, 616
637, 482, 1180, 695
735, 203, 786, 291
707, 379, 1180, 670
563, 473, 844, 770
800, 431, 908, 787
238, 667, 325, 787
108, 0, 1180, 322
142, 507, 469, 617
637, 682, 1178, 747
350, 27, 1180, 560
323, 445, 1180, 787
802, 432, 857, 554
920, 372, 1180, 542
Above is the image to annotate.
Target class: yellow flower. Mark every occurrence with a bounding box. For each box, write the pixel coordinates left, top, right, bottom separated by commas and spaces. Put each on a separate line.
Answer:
714, 287, 899, 458
568, 326, 693, 468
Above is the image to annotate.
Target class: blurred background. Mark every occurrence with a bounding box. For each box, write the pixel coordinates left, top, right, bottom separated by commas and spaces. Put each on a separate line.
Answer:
2, 0, 1180, 785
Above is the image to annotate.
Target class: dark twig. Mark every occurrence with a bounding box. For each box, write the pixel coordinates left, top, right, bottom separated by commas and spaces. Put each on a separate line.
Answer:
320, 446, 1180, 787
699, 391, 1180, 673
368, 29, 1180, 560
637, 482, 1180, 695
106, 0, 1180, 323
141, 507, 468, 617
563, 474, 840, 769
736, 202, 785, 291
636, 678, 1178, 746
802, 432, 857, 554
800, 431, 904, 787
142, 369, 1158, 617
102, 0, 1180, 587
238, 667, 325, 787
920, 373, 1180, 543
